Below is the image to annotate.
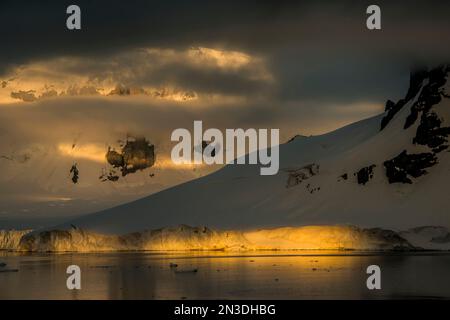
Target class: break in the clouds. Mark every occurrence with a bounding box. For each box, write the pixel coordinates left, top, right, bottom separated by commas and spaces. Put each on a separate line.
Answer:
0, 47, 272, 103
1, 0, 450, 104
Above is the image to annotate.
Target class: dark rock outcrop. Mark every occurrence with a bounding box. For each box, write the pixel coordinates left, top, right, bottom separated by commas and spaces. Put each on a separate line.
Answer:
404, 66, 449, 130
69, 163, 79, 184
383, 150, 437, 184
413, 111, 450, 153
106, 137, 155, 178
380, 65, 449, 184
355, 165, 376, 185
380, 69, 428, 130
99, 169, 120, 182
286, 163, 319, 188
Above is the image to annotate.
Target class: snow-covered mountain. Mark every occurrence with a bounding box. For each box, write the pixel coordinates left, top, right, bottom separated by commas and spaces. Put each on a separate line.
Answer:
2, 65, 450, 252
58, 65, 450, 234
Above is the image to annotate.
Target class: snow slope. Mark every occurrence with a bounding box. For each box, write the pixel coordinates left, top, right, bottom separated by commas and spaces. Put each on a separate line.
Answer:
2, 66, 450, 252
53, 66, 450, 235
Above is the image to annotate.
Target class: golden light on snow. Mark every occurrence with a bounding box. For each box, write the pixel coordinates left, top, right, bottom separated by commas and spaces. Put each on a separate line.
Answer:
154, 156, 208, 170
5, 225, 402, 252
57, 143, 209, 171
187, 47, 252, 70
243, 226, 375, 250
58, 143, 106, 163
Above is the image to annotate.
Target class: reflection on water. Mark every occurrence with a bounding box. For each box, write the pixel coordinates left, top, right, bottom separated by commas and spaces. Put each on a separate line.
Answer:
0, 251, 449, 299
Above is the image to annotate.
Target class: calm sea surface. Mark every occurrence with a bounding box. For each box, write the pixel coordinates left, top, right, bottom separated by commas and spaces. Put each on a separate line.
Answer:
1, 251, 449, 299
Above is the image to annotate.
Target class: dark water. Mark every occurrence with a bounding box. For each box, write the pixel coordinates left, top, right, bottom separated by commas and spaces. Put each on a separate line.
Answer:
0, 251, 449, 300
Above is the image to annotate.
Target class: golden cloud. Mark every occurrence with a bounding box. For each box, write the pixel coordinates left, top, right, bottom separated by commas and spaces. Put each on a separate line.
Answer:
0, 47, 273, 104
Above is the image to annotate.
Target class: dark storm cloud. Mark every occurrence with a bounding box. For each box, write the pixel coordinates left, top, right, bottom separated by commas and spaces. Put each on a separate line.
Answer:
141, 63, 270, 95
1, 0, 450, 102
0, 0, 284, 73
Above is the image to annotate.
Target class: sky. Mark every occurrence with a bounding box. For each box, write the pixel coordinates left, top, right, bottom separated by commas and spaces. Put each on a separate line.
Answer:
0, 0, 449, 228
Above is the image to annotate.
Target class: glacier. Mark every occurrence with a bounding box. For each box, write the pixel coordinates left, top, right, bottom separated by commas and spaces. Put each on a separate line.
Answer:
1, 225, 449, 252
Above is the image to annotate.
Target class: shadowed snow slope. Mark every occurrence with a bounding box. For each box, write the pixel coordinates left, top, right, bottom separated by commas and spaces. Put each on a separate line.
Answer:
51, 66, 450, 235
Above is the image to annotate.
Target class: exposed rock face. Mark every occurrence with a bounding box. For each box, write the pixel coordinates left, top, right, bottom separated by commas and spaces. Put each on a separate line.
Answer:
405, 66, 450, 154
413, 111, 450, 153
302, 66, 449, 188
69, 163, 79, 184
355, 165, 376, 185
105, 137, 155, 178
286, 163, 319, 188
380, 69, 428, 130
384, 150, 438, 184
404, 66, 449, 129
121, 138, 155, 175
105, 149, 124, 167
380, 65, 450, 184
99, 169, 120, 182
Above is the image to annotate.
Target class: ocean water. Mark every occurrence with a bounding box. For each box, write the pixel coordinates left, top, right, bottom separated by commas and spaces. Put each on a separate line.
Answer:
0, 251, 449, 300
